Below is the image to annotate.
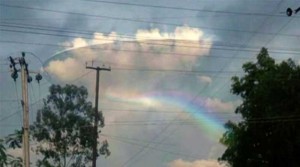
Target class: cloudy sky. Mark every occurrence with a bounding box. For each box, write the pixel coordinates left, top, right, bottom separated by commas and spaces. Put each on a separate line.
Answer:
1, 0, 300, 166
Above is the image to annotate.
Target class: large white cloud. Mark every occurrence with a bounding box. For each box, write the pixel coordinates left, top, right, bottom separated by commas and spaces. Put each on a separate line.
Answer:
45, 25, 213, 92
168, 159, 226, 167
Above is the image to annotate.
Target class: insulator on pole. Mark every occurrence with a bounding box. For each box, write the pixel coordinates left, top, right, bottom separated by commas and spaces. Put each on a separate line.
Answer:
27, 76, 32, 83
35, 73, 42, 83
11, 70, 18, 81
287, 8, 293, 16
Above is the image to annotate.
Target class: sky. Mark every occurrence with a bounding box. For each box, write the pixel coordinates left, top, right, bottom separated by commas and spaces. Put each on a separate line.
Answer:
1, 0, 300, 167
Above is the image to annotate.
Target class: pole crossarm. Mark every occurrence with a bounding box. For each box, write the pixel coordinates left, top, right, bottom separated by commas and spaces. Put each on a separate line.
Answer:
86, 66, 111, 71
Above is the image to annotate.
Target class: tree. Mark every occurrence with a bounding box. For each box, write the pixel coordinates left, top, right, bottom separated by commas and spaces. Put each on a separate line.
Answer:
31, 84, 110, 167
0, 130, 23, 167
0, 139, 8, 167
219, 48, 300, 167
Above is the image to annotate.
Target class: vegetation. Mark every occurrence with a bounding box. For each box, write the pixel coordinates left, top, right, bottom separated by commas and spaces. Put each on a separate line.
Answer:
220, 48, 300, 167
30, 84, 109, 167
0, 130, 23, 167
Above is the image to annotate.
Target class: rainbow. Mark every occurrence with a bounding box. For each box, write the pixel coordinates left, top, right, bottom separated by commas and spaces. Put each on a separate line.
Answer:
107, 91, 226, 140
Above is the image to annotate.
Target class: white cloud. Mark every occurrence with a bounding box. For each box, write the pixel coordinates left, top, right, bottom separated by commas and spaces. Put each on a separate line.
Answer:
204, 98, 236, 112
70, 38, 89, 48
46, 26, 212, 83
135, 26, 206, 41
168, 159, 226, 167
91, 32, 119, 45
198, 76, 212, 84
46, 57, 83, 81
63, 32, 119, 48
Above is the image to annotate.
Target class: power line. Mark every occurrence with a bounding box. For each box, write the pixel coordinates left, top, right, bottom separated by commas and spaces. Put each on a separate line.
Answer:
0, 15, 200, 21
0, 40, 65, 47
2, 59, 299, 79
0, 3, 298, 37
0, 97, 43, 122
112, 67, 243, 74
101, 108, 239, 114
0, 99, 18, 102
2, 21, 300, 44
0, 3, 203, 27
0, 111, 19, 122
84, 0, 285, 18
5, 113, 300, 128
2, 23, 300, 58
3, 21, 300, 54
105, 114, 300, 124
103, 115, 300, 126
1, 38, 297, 61
100, 133, 175, 146
2, 30, 300, 62
2, 22, 300, 57
103, 133, 200, 159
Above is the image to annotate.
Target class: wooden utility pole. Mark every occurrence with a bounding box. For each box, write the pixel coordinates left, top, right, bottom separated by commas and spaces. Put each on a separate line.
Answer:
19, 54, 30, 167
9, 52, 42, 167
86, 64, 110, 167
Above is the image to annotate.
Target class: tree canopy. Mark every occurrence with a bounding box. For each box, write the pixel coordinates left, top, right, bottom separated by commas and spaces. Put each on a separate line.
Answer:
220, 48, 300, 167
0, 130, 23, 167
31, 84, 109, 167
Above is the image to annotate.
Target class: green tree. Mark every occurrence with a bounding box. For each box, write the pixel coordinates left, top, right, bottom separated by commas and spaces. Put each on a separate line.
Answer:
0, 139, 8, 167
220, 48, 300, 167
31, 84, 109, 167
0, 130, 23, 167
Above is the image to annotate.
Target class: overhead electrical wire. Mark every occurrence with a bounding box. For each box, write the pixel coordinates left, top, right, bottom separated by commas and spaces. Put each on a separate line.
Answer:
1, 28, 300, 60
3, 24, 300, 57
0, 40, 64, 47
0, 97, 43, 122
101, 108, 239, 114
5, 113, 299, 128
1, 3, 299, 37
83, 0, 287, 18
2, 21, 300, 60
2, 21, 300, 43
0, 15, 201, 21
102, 134, 201, 159
100, 133, 175, 146
1, 1, 293, 19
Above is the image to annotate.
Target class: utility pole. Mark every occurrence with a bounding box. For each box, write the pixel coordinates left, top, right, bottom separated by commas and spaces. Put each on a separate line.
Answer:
86, 63, 111, 167
20, 54, 30, 167
9, 52, 42, 167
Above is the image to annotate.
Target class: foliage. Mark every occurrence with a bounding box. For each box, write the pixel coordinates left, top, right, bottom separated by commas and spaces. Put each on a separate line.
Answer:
31, 84, 109, 167
0, 139, 7, 167
220, 48, 300, 167
0, 130, 23, 167
5, 130, 22, 149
